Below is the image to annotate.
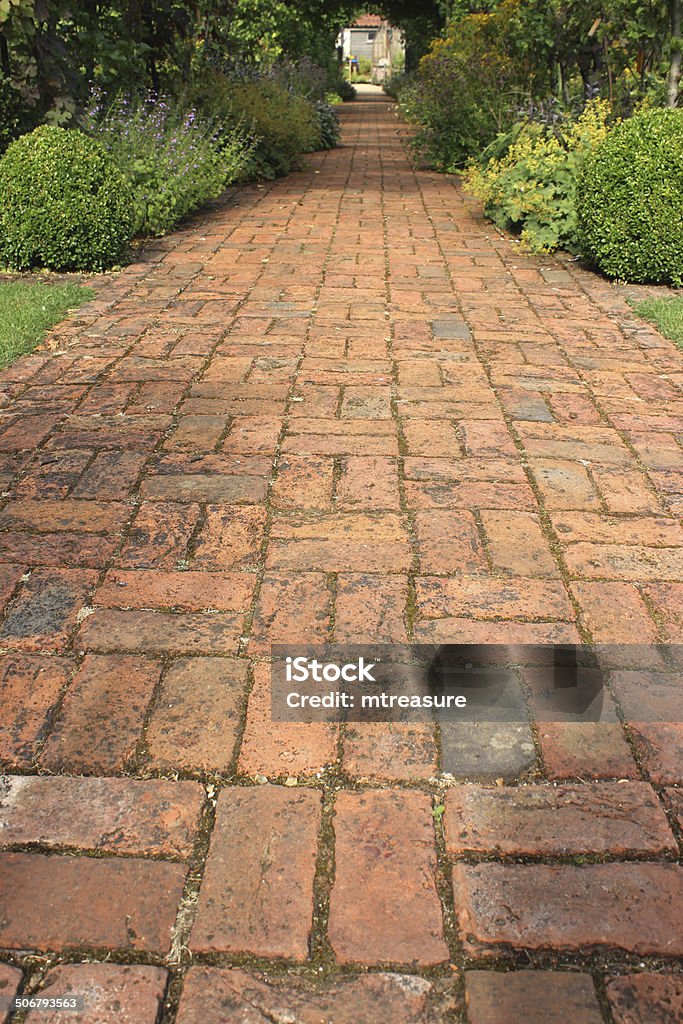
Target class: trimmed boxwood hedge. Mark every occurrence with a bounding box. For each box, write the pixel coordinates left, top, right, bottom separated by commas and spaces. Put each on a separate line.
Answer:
0, 125, 134, 272
577, 109, 683, 285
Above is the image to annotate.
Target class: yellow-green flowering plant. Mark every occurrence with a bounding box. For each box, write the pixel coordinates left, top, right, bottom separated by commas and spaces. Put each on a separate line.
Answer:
463, 99, 613, 253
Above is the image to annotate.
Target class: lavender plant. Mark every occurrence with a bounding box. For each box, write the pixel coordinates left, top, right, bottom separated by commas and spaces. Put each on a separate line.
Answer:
82, 90, 253, 237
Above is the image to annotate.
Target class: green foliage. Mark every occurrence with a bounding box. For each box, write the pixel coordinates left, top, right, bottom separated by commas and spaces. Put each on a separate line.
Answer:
0, 125, 134, 271
314, 100, 341, 150
403, 8, 533, 171
335, 78, 357, 101
83, 92, 251, 238
630, 296, 683, 349
197, 74, 321, 179
383, 71, 411, 100
0, 279, 93, 369
463, 100, 612, 253
0, 1, 357, 123
577, 108, 683, 284
0, 73, 37, 152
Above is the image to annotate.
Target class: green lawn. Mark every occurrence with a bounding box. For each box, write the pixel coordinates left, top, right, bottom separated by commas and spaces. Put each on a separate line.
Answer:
629, 296, 683, 349
0, 280, 94, 369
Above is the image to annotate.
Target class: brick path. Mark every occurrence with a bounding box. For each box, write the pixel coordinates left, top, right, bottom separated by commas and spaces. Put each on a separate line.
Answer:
0, 88, 682, 1022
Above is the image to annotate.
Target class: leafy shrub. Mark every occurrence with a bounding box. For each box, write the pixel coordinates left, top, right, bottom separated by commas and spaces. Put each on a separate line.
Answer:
577, 108, 683, 285
83, 92, 251, 237
313, 101, 340, 150
196, 75, 320, 179
383, 73, 410, 100
335, 79, 357, 102
271, 57, 328, 102
0, 77, 39, 154
463, 100, 612, 253
0, 125, 133, 271
404, 12, 528, 171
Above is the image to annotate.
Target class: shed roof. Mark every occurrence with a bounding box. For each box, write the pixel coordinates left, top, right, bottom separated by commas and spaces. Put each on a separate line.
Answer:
351, 13, 383, 28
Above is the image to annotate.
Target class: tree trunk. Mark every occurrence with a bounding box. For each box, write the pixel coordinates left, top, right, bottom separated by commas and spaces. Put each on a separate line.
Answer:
667, 0, 682, 107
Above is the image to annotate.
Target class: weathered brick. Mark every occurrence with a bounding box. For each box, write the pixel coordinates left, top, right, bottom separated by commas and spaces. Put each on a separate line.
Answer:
146, 658, 249, 772
267, 513, 412, 572
0, 499, 128, 534
404, 478, 537, 511
571, 581, 658, 642
270, 455, 334, 511
249, 572, 330, 655
606, 974, 683, 1024
401, 419, 461, 457
0, 963, 22, 1012
459, 419, 517, 457
26, 964, 168, 1024
71, 451, 147, 500
551, 512, 683, 546
334, 573, 408, 642
465, 971, 603, 1024
191, 786, 321, 958
192, 505, 267, 569
0, 413, 61, 451
176, 967, 456, 1024
640, 583, 683, 641
564, 544, 683, 581
530, 459, 601, 510
164, 415, 228, 451
0, 654, 73, 765
519, 424, 632, 465
592, 465, 663, 515
0, 568, 97, 652
341, 385, 392, 419
0, 852, 184, 953
440, 722, 537, 781
140, 471, 267, 503
452, 862, 683, 958
663, 786, 683, 830
0, 776, 203, 857
223, 416, 282, 453
343, 723, 438, 781
0, 563, 24, 610
15, 448, 92, 499
0, 530, 115, 568
415, 510, 487, 574
117, 502, 201, 569
95, 569, 254, 612
414, 617, 581, 645
54, 413, 170, 449
539, 723, 639, 780
445, 782, 675, 857
480, 509, 558, 577
40, 654, 159, 773
336, 456, 401, 510
328, 790, 448, 965
416, 576, 573, 621
78, 608, 242, 656
498, 387, 553, 423
238, 663, 337, 777
630, 724, 683, 785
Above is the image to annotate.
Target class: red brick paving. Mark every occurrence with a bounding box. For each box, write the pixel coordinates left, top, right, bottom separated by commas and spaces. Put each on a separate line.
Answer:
23, 964, 168, 1024
465, 971, 604, 1024
0, 86, 681, 1020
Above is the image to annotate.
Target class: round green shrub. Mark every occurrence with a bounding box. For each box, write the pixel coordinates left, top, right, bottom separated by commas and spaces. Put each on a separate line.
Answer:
0, 125, 134, 272
577, 109, 683, 285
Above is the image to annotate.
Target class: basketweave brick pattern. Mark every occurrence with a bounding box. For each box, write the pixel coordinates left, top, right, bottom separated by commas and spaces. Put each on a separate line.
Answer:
0, 87, 681, 1021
